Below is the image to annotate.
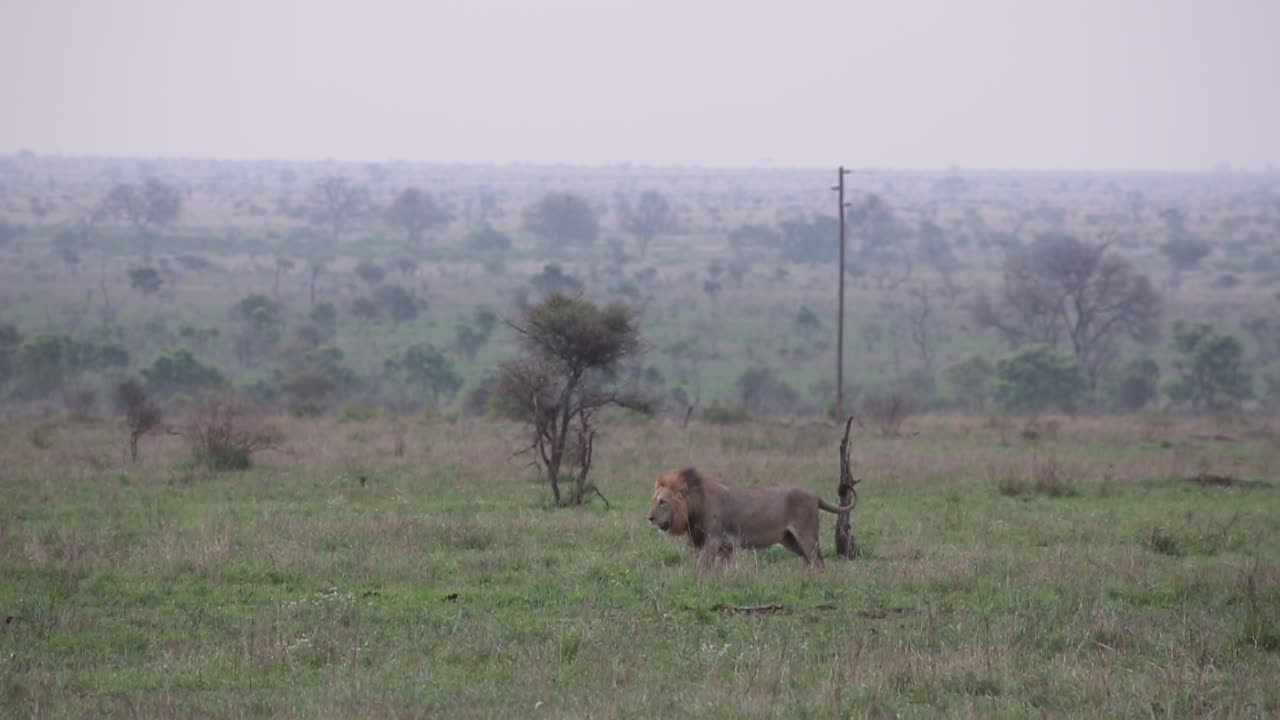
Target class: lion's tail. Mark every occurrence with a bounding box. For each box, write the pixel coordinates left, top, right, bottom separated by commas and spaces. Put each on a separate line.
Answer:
817, 497, 857, 514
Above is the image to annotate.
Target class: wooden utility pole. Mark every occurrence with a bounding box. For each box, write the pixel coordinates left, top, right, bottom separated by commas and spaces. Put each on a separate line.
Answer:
833, 166, 851, 418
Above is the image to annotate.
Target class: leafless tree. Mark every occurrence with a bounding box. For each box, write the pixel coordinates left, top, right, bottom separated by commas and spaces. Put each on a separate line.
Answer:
834, 417, 862, 559
181, 391, 283, 471
307, 177, 369, 247
972, 234, 1161, 390
907, 283, 936, 372
99, 178, 183, 232
849, 194, 913, 293
305, 258, 326, 307
115, 378, 161, 463
273, 256, 294, 297
619, 190, 678, 258
861, 392, 913, 437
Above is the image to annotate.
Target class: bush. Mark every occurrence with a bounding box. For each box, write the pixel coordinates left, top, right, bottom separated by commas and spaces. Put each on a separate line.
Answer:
384, 342, 462, 407
861, 392, 914, 436
1166, 321, 1252, 414
993, 458, 1079, 499
734, 366, 801, 415
181, 392, 282, 471
945, 355, 994, 412
994, 344, 1086, 415
1102, 358, 1160, 414
701, 403, 751, 425
63, 386, 99, 420
890, 369, 940, 410
462, 379, 494, 418
143, 349, 226, 401
336, 402, 379, 423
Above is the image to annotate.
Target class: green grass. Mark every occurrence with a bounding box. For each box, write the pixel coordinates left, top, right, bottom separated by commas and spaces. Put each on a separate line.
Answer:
2, 413, 1279, 718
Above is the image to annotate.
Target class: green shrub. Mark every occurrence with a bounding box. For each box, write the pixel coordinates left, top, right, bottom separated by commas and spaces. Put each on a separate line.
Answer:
994, 344, 1086, 415
337, 403, 379, 423
701, 403, 751, 425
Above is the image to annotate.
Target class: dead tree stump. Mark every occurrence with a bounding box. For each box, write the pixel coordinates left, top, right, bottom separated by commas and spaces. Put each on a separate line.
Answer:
835, 416, 862, 559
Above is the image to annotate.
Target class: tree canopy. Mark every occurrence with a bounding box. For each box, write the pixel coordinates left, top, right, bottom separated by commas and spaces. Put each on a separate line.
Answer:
973, 234, 1161, 391
994, 343, 1087, 415
1164, 322, 1252, 413
386, 188, 453, 246
496, 292, 644, 506
99, 178, 183, 231
523, 192, 598, 249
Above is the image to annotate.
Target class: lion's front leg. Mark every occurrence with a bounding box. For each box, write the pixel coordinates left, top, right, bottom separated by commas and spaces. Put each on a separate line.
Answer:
717, 542, 736, 569
693, 543, 715, 574
692, 538, 729, 574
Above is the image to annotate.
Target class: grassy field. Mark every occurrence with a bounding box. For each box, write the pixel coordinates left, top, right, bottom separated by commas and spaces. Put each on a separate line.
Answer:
2, 412, 1279, 718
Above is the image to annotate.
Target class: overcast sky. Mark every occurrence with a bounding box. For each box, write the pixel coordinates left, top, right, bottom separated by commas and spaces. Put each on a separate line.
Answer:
2, 0, 1277, 170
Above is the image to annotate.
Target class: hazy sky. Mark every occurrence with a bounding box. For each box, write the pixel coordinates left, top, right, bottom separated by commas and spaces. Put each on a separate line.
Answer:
2, 0, 1278, 170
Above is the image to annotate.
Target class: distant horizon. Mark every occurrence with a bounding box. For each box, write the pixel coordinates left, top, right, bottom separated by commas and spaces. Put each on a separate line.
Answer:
6, 148, 1275, 177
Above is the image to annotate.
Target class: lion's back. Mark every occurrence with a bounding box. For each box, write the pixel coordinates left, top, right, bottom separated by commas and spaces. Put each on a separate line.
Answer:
721, 485, 818, 542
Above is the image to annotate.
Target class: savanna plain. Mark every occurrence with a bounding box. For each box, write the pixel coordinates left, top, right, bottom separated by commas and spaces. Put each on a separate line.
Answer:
3, 157, 1280, 718
2, 411, 1278, 718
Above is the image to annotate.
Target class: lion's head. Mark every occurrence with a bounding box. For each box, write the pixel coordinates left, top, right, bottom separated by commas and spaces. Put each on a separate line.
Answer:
647, 468, 703, 536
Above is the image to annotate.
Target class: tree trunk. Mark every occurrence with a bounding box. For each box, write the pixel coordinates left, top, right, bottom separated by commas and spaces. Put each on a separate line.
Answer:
889, 324, 904, 378
547, 468, 561, 505
835, 416, 860, 559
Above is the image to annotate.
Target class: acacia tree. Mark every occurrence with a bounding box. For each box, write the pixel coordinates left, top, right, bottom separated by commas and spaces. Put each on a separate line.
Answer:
455, 306, 498, 362
386, 187, 453, 246
1158, 208, 1211, 290
127, 266, 163, 299
529, 263, 584, 298
1160, 238, 1212, 290
372, 284, 423, 331
385, 342, 462, 406
354, 258, 386, 286
972, 234, 1161, 392
99, 178, 183, 233
496, 292, 644, 506
522, 192, 598, 250
849, 195, 913, 292
848, 195, 914, 376
1165, 322, 1252, 413
230, 293, 283, 368
619, 190, 678, 258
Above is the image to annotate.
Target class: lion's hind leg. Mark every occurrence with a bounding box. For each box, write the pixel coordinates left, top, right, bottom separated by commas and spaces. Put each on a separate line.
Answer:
781, 528, 823, 568
778, 525, 829, 568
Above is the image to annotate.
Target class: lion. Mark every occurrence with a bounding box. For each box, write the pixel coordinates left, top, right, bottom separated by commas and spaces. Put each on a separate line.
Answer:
647, 467, 856, 570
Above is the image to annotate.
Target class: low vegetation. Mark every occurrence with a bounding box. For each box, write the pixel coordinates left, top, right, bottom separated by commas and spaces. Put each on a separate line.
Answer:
2, 155, 1280, 718
1, 412, 1277, 717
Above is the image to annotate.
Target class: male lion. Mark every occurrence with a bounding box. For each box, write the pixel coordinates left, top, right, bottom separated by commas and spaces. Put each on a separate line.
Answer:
647, 468, 855, 570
